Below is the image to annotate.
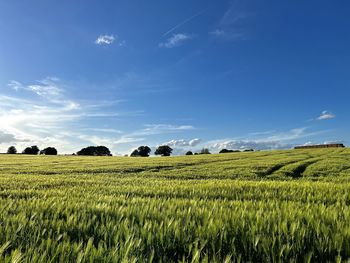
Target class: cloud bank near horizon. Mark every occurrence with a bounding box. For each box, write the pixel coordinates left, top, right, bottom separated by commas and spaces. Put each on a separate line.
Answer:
0, 77, 340, 155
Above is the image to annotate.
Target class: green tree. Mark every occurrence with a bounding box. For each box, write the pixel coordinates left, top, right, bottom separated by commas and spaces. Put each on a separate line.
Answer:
22, 146, 40, 155
130, 149, 140, 157
200, 148, 211, 154
7, 146, 17, 154
40, 147, 58, 155
155, 145, 173, 157
137, 146, 151, 157
77, 146, 112, 156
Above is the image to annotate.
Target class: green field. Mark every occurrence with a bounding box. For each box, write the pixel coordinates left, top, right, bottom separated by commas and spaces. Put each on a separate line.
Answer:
0, 148, 350, 262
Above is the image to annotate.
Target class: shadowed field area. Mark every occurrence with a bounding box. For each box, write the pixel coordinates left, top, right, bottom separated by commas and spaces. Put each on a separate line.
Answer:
0, 149, 350, 262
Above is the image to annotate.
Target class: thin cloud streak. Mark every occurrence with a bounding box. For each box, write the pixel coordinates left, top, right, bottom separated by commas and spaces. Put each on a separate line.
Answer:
162, 10, 205, 37
210, 0, 252, 41
159, 33, 192, 48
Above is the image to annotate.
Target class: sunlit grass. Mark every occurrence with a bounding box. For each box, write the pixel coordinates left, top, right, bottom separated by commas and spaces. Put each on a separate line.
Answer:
0, 148, 349, 262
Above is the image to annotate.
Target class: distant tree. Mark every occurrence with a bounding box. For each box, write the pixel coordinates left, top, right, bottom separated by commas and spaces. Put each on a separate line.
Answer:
22, 145, 40, 155
130, 149, 140, 157
40, 147, 58, 155
137, 146, 151, 157
185, 151, 193, 156
77, 146, 112, 156
244, 149, 254, 152
200, 148, 211, 154
31, 145, 40, 154
7, 146, 17, 154
219, 149, 240, 154
155, 145, 173, 157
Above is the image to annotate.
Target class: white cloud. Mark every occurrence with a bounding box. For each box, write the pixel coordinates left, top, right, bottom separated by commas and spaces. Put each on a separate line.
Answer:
163, 138, 201, 147
208, 140, 293, 152
317, 111, 336, 120
159, 33, 192, 48
95, 35, 115, 45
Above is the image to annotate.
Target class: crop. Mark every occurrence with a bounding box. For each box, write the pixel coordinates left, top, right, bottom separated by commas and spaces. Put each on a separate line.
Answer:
0, 148, 349, 262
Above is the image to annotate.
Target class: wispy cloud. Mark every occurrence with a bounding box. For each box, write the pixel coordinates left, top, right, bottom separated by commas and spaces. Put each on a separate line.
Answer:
257, 128, 311, 142
143, 124, 194, 133
317, 111, 336, 120
209, 29, 226, 37
9, 77, 72, 105
248, 130, 277, 136
0, 94, 80, 151
1, 76, 195, 154
162, 11, 204, 37
0, 77, 134, 153
159, 33, 192, 48
220, 3, 249, 26
86, 128, 123, 134
209, 29, 245, 41
111, 71, 178, 94
210, 0, 251, 41
114, 136, 145, 145
0, 77, 333, 155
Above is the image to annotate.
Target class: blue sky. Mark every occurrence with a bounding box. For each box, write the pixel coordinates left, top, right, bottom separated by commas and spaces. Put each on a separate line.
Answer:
0, 0, 349, 155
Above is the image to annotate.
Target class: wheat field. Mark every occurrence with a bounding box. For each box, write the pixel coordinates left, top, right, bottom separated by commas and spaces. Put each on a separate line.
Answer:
0, 148, 349, 262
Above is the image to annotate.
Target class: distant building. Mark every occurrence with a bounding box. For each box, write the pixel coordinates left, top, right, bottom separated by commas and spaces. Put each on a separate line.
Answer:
294, 143, 345, 149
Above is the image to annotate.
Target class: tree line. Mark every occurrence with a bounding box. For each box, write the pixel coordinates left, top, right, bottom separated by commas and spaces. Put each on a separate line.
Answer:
4, 145, 253, 156
6, 145, 58, 155
4, 145, 175, 157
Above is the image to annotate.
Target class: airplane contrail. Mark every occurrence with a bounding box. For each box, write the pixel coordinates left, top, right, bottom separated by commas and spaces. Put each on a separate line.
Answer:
162, 10, 205, 38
